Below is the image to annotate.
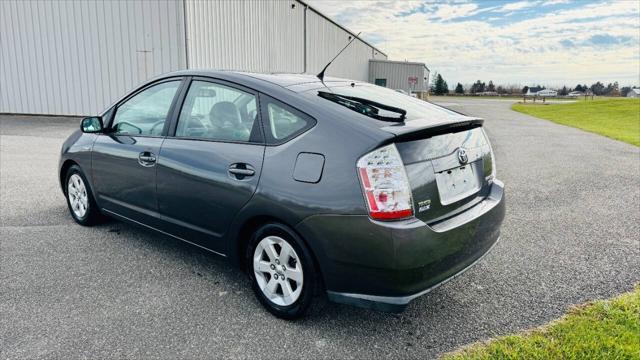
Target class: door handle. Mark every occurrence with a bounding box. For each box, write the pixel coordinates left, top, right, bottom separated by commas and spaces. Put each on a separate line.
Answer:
228, 168, 255, 176
138, 151, 157, 167
228, 163, 255, 179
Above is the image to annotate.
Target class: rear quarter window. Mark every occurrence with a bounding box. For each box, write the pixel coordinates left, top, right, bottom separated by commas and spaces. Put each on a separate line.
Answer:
260, 95, 316, 144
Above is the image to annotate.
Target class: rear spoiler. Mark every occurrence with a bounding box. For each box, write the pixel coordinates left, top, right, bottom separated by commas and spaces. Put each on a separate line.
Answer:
380, 118, 484, 143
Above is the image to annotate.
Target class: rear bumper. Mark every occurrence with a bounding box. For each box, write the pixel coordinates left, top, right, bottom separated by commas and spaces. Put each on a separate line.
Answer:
326, 236, 501, 312
295, 179, 505, 312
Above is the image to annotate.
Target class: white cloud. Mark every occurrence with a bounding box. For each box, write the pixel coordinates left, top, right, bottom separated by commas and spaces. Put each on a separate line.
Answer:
494, 1, 538, 13
432, 3, 479, 20
542, 0, 571, 5
306, 0, 640, 86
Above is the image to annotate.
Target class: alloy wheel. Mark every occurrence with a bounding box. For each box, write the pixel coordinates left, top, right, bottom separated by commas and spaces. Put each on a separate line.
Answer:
253, 235, 304, 306
67, 174, 89, 218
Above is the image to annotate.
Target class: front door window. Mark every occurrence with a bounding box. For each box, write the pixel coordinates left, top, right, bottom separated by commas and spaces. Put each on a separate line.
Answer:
112, 81, 181, 136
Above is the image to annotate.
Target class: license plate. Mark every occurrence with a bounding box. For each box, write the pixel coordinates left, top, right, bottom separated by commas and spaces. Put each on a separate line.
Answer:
435, 165, 480, 205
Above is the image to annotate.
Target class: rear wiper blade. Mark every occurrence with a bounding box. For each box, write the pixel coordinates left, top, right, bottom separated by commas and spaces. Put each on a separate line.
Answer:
318, 91, 406, 122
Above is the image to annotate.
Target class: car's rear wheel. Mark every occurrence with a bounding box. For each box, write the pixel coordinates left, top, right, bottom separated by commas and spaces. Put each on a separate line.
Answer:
65, 165, 101, 226
247, 223, 317, 319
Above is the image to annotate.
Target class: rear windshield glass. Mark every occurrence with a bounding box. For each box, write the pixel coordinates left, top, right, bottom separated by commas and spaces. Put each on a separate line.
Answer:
313, 84, 460, 121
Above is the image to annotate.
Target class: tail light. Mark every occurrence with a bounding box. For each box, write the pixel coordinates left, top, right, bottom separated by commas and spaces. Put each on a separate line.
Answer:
483, 129, 497, 181
488, 148, 497, 181
357, 144, 414, 221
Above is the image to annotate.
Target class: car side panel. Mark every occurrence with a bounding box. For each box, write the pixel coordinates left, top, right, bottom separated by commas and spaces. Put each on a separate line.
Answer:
155, 139, 265, 254
59, 130, 98, 195
226, 109, 392, 266
91, 134, 164, 227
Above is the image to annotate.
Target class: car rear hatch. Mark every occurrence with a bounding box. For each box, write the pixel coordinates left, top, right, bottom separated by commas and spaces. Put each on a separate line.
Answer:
381, 118, 494, 224
301, 83, 495, 224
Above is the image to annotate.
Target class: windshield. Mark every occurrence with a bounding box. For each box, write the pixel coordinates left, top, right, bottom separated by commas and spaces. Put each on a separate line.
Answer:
312, 84, 460, 121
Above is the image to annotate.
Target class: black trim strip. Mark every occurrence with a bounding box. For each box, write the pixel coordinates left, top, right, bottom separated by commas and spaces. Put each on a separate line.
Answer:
102, 208, 227, 258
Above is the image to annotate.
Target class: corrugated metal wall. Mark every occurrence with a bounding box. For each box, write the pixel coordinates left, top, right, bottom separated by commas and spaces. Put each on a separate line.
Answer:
0, 0, 186, 116
369, 61, 429, 92
0, 0, 389, 115
185, 0, 305, 73
185, 1, 386, 80
306, 9, 386, 81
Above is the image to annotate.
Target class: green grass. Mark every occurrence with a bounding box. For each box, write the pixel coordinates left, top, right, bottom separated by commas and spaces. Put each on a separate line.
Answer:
512, 98, 640, 146
444, 286, 640, 360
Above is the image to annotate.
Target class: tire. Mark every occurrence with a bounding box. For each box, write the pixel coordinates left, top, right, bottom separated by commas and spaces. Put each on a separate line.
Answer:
247, 223, 318, 319
64, 165, 102, 226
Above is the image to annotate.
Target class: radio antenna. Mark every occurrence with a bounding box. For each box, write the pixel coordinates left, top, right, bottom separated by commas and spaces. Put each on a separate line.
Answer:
317, 32, 362, 87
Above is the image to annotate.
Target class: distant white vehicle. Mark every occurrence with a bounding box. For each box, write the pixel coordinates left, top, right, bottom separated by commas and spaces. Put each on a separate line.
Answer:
537, 89, 557, 97
525, 87, 557, 97
567, 91, 583, 97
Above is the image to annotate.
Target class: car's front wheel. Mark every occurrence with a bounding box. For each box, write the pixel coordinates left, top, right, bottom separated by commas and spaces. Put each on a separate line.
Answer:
247, 223, 317, 319
65, 165, 101, 226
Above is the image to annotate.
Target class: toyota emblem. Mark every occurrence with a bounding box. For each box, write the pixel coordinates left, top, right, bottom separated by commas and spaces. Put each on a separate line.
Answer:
458, 148, 468, 164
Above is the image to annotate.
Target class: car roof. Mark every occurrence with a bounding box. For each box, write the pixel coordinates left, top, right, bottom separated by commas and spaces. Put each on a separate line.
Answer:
110, 69, 475, 141
237, 72, 357, 88
157, 69, 364, 92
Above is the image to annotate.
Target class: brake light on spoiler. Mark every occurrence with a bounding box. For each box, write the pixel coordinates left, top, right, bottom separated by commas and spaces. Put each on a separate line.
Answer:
357, 144, 414, 221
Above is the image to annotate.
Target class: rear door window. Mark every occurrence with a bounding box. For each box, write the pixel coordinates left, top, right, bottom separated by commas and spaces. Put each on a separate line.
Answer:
175, 80, 260, 143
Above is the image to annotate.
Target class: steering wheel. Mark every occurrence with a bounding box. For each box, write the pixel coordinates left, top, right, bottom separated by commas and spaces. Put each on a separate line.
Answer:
114, 121, 142, 134
149, 120, 165, 135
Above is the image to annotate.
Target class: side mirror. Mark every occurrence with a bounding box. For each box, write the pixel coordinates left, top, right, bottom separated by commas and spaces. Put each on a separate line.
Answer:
80, 116, 103, 133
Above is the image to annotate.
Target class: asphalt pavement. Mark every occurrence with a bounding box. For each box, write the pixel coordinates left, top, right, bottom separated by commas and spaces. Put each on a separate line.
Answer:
1, 99, 639, 359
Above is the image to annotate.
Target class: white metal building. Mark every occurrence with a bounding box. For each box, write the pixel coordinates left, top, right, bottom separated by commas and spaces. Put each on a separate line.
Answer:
0, 0, 388, 116
627, 89, 640, 98
369, 59, 430, 94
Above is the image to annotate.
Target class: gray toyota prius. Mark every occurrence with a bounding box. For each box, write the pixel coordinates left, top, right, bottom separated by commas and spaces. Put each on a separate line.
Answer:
59, 70, 505, 319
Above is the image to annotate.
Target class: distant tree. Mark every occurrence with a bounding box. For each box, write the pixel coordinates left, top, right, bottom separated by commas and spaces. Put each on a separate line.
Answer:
493, 84, 510, 94
607, 81, 620, 96
470, 81, 479, 94
590, 81, 605, 96
559, 86, 569, 96
604, 83, 614, 95
621, 86, 632, 97
433, 74, 448, 95
522, 86, 529, 94
430, 72, 439, 94
470, 80, 485, 94
506, 84, 521, 94
455, 83, 464, 94
487, 80, 496, 92
574, 84, 584, 92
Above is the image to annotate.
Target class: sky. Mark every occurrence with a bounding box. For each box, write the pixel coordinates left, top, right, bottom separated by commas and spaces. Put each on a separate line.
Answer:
306, 0, 640, 88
